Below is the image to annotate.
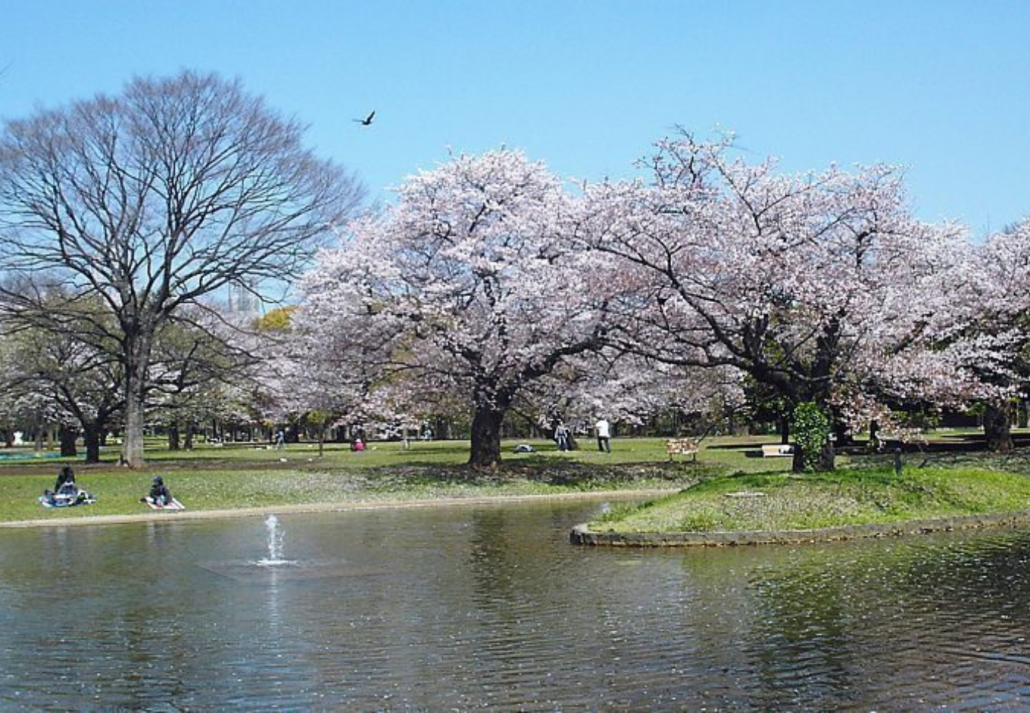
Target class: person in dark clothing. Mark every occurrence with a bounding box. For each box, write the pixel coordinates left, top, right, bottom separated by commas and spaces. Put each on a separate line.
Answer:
147, 476, 172, 506
55, 466, 76, 493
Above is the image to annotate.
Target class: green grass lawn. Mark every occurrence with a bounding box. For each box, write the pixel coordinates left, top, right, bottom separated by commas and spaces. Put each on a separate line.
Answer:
591, 466, 1030, 534
0, 437, 726, 523
4, 431, 1030, 527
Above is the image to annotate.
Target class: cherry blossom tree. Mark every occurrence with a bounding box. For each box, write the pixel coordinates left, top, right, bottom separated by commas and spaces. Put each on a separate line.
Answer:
298, 150, 616, 467
882, 218, 1030, 451
520, 349, 744, 444
581, 131, 965, 470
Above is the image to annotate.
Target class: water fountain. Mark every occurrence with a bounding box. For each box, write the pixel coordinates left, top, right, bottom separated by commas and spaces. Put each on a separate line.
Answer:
257, 514, 293, 567
198, 513, 368, 583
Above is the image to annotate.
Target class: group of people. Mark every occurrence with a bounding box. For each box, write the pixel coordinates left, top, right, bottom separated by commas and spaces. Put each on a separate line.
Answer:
552, 418, 612, 453
39, 466, 177, 509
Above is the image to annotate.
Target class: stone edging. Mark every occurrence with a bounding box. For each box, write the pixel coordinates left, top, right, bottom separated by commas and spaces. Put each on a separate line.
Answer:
570, 509, 1030, 547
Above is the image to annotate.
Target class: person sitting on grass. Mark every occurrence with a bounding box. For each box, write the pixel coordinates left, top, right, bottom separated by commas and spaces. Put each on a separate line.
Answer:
40, 466, 93, 506
143, 476, 173, 507
54, 466, 77, 494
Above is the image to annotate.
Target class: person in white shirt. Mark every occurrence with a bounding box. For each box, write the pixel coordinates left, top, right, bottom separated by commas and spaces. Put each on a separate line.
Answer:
595, 418, 611, 453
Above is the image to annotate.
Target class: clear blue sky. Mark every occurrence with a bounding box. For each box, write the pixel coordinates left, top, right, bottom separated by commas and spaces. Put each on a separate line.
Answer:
2, 0, 1028, 236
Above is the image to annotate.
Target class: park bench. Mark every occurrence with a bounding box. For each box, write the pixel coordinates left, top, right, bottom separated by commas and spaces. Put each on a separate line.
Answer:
761, 444, 794, 457
666, 438, 699, 461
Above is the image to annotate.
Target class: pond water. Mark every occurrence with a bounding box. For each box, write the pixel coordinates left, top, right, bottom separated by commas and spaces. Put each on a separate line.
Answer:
3, 499, 1030, 709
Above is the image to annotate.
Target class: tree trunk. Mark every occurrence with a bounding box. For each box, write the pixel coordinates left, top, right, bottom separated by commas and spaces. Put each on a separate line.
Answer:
832, 419, 852, 447
984, 401, 1013, 452
122, 332, 152, 468
779, 414, 790, 445
469, 404, 505, 468
123, 389, 146, 466
58, 424, 78, 457
819, 438, 836, 472
435, 417, 452, 441
791, 438, 836, 473
83, 424, 102, 464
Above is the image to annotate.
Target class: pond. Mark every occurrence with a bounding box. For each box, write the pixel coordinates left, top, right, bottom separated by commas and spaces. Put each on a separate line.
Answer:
2, 499, 1030, 708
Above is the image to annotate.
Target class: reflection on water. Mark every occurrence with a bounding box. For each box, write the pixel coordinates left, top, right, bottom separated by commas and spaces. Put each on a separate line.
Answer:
2, 501, 1030, 708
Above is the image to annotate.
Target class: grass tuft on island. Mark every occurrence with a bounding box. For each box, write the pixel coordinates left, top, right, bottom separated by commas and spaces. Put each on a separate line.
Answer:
589, 467, 1030, 534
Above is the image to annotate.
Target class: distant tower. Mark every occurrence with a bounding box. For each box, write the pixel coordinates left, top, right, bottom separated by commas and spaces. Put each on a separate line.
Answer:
227, 279, 260, 319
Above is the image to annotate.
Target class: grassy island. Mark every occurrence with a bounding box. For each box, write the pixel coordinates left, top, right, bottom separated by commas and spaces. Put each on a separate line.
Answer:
588, 466, 1030, 536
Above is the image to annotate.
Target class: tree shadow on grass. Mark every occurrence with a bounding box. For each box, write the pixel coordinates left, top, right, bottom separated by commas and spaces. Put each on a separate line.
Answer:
359, 459, 724, 490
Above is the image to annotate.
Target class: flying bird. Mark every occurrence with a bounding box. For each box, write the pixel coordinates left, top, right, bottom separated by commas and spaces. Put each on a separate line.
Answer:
354, 110, 375, 126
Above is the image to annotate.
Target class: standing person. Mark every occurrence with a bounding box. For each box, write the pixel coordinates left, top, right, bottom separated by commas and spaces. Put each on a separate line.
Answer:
554, 422, 569, 452
274, 429, 286, 450
595, 418, 611, 453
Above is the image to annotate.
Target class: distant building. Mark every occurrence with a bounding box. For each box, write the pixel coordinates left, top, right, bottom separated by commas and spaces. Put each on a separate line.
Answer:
227, 279, 260, 319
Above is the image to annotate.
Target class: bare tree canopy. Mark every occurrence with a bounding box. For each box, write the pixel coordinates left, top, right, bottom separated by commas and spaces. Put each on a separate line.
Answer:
0, 70, 365, 466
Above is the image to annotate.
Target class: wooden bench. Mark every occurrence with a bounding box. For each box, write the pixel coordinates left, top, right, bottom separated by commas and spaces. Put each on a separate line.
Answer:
761, 444, 794, 457
666, 438, 699, 461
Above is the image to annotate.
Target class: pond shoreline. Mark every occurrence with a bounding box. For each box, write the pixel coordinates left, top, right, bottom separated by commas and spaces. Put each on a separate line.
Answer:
570, 508, 1030, 547
0, 488, 676, 529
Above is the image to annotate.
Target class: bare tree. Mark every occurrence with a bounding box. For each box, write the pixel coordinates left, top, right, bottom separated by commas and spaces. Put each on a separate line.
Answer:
0, 71, 364, 467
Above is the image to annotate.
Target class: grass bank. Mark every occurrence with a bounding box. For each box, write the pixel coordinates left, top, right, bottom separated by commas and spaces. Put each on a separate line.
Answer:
6, 432, 1030, 528
589, 466, 1030, 534
0, 438, 732, 525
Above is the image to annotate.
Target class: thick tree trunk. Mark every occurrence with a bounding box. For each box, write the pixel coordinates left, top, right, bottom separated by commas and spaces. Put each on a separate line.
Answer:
469, 404, 505, 468
819, 438, 836, 472
58, 424, 78, 457
832, 419, 852, 447
791, 446, 804, 473
439, 418, 454, 441
83, 424, 102, 464
123, 390, 146, 466
122, 333, 152, 468
168, 424, 181, 451
791, 437, 836, 473
984, 401, 1013, 452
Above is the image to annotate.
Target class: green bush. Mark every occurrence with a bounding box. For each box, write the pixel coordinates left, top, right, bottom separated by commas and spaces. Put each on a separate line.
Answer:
793, 402, 831, 472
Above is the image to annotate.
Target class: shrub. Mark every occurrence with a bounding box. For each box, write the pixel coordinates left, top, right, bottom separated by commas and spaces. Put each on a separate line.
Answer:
793, 402, 831, 472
